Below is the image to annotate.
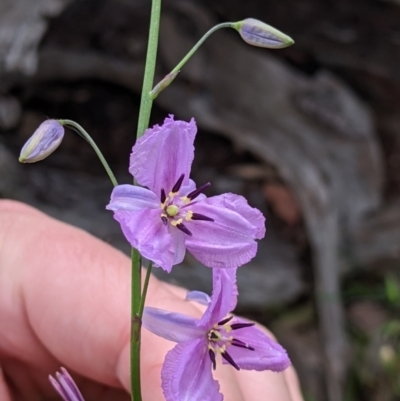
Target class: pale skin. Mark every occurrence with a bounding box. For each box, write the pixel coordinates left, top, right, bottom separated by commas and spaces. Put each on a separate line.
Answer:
0, 200, 304, 401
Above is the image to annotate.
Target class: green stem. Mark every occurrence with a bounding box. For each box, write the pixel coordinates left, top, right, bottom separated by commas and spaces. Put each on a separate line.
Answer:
136, 0, 162, 138
139, 262, 153, 317
150, 22, 233, 99
130, 247, 142, 401
170, 22, 233, 74
131, 1, 162, 400
59, 119, 118, 187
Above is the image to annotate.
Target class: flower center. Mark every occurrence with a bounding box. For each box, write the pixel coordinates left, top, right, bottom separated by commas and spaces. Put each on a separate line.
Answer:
159, 174, 214, 236
166, 204, 179, 217
207, 315, 255, 371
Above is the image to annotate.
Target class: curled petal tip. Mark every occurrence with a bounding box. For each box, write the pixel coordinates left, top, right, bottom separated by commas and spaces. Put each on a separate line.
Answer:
234, 18, 294, 49
49, 367, 85, 401
19, 119, 64, 163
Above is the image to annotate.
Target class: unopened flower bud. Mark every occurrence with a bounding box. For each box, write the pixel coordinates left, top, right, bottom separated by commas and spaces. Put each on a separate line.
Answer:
233, 19, 294, 49
19, 119, 64, 163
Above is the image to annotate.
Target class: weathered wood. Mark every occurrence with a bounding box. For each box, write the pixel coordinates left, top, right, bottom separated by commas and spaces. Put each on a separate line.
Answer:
0, 0, 73, 77
354, 202, 400, 266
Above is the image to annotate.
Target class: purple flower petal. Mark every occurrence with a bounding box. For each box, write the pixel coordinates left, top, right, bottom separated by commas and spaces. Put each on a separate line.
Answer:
185, 291, 211, 306
106, 184, 159, 211
170, 227, 187, 266
196, 193, 266, 238
224, 318, 291, 372
180, 179, 197, 195
113, 209, 176, 272
198, 268, 238, 328
49, 367, 85, 401
185, 194, 265, 268
162, 339, 223, 401
130, 116, 197, 195
143, 307, 204, 342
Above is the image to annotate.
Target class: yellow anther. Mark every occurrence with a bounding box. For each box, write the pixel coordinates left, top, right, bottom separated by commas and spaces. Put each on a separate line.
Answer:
171, 218, 183, 227
185, 210, 193, 221
169, 191, 178, 198
180, 196, 191, 204
166, 205, 179, 217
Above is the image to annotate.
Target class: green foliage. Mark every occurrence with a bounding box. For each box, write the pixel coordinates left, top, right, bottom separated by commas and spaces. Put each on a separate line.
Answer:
344, 270, 400, 401
384, 273, 400, 306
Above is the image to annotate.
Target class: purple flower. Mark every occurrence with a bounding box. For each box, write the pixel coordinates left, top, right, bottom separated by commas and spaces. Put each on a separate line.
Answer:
106, 116, 265, 272
19, 119, 64, 163
49, 367, 85, 401
142, 268, 291, 401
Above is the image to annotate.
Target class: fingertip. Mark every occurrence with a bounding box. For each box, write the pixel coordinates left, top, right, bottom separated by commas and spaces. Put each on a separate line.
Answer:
115, 341, 131, 393
284, 365, 304, 401
115, 340, 165, 401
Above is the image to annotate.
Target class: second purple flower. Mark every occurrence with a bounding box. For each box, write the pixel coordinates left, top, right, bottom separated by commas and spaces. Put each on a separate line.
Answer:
107, 116, 265, 272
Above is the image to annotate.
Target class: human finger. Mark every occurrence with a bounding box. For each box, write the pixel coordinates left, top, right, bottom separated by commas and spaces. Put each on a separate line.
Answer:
0, 200, 200, 398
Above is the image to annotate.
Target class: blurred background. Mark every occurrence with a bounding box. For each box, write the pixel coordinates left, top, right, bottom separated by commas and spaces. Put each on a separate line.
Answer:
1, 0, 400, 400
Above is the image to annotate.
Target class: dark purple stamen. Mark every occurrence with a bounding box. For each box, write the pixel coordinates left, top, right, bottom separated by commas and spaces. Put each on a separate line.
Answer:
191, 213, 214, 222
176, 223, 192, 236
231, 322, 255, 330
161, 188, 166, 204
231, 338, 255, 351
161, 216, 168, 226
221, 349, 240, 371
172, 174, 185, 193
209, 349, 217, 370
218, 315, 234, 326
187, 182, 211, 200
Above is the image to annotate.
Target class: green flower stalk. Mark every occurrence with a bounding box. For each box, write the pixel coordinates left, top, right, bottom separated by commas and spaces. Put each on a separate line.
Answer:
151, 19, 294, 99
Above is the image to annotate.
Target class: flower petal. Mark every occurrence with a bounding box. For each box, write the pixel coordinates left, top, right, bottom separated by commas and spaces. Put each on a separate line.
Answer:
162, 339, 223, 401
170, 227, 186, 266
185, 194, 265, 269
225, 318, 291, 372
113, 209, 176, 272
180, 179, 196, 196
185, 291, 211, 306
106, 184, 159, 211
130, 116, 197, 195
198, 268, 238, 328
143, 307, 204, 342
49, 368, 85, 401
215, 193, 266, 239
